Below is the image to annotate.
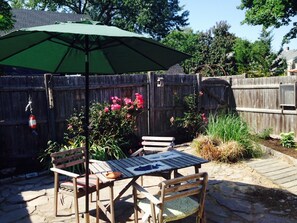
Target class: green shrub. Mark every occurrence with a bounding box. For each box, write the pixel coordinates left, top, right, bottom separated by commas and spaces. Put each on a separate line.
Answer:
205, 113, 262, 159
280, 132, 296, 148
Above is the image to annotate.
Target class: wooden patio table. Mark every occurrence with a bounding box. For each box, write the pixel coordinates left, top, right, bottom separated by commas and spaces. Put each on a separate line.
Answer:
89, 150, 208, 223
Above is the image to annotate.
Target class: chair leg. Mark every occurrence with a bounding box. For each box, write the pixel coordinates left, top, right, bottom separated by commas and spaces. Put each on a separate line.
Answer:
96, 179, 100, 223
53, 173, 59, 217
73, 179, 80, 223
197, 211, 206, 223
140, 176, 144, 186
132, 186, 138, 223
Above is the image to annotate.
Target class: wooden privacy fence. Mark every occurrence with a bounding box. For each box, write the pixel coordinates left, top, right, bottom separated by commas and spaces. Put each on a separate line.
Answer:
2, 73, 297, 173
0, 73, 204, 172
231, 76, 297, 136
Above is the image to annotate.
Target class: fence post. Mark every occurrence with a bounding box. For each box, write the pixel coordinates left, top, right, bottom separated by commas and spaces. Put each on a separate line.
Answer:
196, 73, 202, 112
44, 73, 56, 141
147, 72, 155, 135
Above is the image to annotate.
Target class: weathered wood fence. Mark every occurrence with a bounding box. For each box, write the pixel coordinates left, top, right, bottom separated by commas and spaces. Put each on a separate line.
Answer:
0, 73, 202, 172
1, 73, 297, 173
232, 76, 297, 136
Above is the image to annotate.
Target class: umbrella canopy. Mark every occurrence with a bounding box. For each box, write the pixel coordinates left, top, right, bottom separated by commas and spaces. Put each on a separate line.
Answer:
0, 20, 190, 74
0, 20, 191, 222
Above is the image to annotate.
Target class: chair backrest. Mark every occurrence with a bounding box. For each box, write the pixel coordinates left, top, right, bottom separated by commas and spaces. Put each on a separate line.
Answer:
142, 136, 175, 153
158, 172, 208, 222
51, 147, 86, 170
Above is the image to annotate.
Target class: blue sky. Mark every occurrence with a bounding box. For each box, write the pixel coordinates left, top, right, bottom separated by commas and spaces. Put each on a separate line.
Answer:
179, 0, 297, 52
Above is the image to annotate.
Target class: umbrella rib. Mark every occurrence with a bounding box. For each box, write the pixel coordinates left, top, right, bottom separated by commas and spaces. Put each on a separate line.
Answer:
114, 38, 187, 70
0, 31, 62, 62
110, 37, 168, 70
89, 37, 169, 70
47, 33, 85, 51
53, 35, 83, 73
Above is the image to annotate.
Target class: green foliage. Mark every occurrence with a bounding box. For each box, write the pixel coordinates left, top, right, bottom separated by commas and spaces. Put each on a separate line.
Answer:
280, 132, 296, 148
257, 128, 273, 140
233, 38, 252, 73
238, 0, 297, 45
38, 140, 61, 168
206, 113, 262, 158
0, 0, 15, 31
9, 0, 189, 40
161, 28, 198, 73
173, 93, 207, 139
162, 21, 236, 75
233, 29, 286, 77
40, 93, 143, 168
90, 136, 126, 161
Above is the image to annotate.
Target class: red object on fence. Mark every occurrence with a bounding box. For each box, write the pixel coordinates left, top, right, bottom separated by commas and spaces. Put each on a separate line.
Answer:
29, 114, 37, 129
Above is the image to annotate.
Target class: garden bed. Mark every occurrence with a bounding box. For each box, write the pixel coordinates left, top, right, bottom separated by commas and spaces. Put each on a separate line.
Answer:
259, 138, 297, 159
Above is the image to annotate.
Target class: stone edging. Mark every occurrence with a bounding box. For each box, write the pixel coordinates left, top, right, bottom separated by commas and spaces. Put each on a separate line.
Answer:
260, 144, 297, 167
0, 170, 50, 185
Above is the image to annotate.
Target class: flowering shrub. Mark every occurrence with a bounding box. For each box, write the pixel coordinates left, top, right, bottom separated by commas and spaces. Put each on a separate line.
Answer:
42, 93, 144, 164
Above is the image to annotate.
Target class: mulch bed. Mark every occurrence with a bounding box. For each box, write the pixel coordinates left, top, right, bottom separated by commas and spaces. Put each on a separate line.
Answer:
259, 138, 297, 159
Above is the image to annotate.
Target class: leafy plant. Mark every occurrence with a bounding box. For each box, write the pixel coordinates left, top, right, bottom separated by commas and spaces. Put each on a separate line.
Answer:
205, 113, 262, 158
173, 93, 207, 139
38, 140, 61, 169
280, 132, 296, 148
90, 136, 126, 160
257, 128, 273, 140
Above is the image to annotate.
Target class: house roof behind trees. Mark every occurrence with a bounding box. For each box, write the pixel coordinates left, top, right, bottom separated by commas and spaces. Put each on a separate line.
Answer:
0, 9, 89, 75
0, 9, 89, 36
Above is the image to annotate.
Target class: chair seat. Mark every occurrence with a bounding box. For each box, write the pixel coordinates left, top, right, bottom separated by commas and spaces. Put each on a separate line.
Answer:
60, 174, 98, 193
139, 196, 200, 222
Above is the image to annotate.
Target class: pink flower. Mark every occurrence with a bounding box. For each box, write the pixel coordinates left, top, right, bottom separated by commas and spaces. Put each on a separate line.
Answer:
104, 107, 109, 113
124, 97, 132, 105
111, 96, 121, 104
135, 93, 144, 109
201, 113, 208, 123
199, 91, 204, 97
67, 124, 73, 130
111, 103, 121, 111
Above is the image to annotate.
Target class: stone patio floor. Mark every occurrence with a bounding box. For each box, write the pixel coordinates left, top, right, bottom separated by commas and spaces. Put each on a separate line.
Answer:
1, 144, 297, 223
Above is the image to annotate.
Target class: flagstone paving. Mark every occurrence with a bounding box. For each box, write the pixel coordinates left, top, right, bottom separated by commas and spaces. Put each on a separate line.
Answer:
1, 145, 297, 223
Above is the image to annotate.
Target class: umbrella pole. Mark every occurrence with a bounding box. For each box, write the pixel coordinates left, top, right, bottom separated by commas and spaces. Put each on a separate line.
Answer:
85, 36, 90, 223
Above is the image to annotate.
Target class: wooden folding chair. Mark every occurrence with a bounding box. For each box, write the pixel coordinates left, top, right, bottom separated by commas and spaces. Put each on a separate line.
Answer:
50, 147, 106, 223
133, 172, 208, 223
131, 136, 175, 157
131, 136, 176, 184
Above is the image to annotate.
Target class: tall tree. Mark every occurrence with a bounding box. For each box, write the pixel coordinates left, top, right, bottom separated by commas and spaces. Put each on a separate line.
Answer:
239, 0, 297, 44
233, 38, 252, 73
0, 0, 14, 31
195, 21, 236, 76
8, 0, 189, 39
162, 21, 236, 76
233, 28, 286, 77
161, 28, 198, 73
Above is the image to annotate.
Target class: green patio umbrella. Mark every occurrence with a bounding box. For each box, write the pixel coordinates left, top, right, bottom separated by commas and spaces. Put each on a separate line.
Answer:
0, 20, 191, 222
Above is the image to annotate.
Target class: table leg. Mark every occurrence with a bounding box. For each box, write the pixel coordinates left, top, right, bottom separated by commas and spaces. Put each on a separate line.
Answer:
97, 177, 139, 223
109, 185, 115, 223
